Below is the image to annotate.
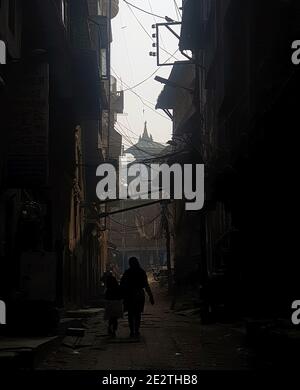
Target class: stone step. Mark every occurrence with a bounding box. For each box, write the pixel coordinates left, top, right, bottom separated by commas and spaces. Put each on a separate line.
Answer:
0, 336, 60, 369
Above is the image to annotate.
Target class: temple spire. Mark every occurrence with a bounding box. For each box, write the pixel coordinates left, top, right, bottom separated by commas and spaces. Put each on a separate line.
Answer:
142, 121, 150, 140
124, 120, 165, 159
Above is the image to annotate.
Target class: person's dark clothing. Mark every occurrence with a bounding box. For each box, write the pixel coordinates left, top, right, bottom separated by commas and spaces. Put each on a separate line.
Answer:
105, 274, 123, 300
121, 267, 149, 312
120, 266, 153, 336
104, 274, 123, 336
128, 309, 142, 337
105, 285, 123, 301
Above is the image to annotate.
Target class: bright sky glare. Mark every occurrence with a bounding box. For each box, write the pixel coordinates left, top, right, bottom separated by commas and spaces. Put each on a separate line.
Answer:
111, 0, 183, 148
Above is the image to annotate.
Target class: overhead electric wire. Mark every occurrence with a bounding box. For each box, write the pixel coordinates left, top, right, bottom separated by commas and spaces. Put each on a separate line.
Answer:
116, 117, 141, 139
110, 229, 151, 235
136, 149, 188, 162
111, 68, 155, 109
173, 0, 182, 20
109, 213, 161, 230
110, 1, 182, 144
116, 123, 162, 158
116, 120, 142, 140
125, 116, 141, 140
115, 123, 189, 174
111, 67, 155, 106
115, 124, 179, 177
129, 92, 171, 121
125, 2, 156, 40
147, 0, 168, 54
118, 68, 159, 93
116, 121, 159, 149
116, 121, 187, 161
111, 67, 173, 122
111, 71, 167, 122
112, 46, 179, 94
116, 119, 189, 164
100, 200, 163, 217
125, 1, 180, 62
116, 122, 188, 164
123, 0, 166, 20
117, 132, 161, 161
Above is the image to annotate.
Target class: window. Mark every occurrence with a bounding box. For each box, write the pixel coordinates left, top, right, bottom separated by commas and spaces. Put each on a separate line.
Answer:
8, 0, 16, 35
101, 48, 108, 79
97, 0, 102, 16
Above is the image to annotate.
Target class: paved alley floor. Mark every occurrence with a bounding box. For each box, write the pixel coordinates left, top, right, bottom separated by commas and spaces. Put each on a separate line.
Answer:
39, 283, 254, 370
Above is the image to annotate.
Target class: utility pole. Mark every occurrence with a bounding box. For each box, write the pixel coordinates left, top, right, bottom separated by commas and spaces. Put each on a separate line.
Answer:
161, 203, 172, 293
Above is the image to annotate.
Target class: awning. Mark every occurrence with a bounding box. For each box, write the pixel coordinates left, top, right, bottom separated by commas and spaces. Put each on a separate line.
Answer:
156, 62, 195, 110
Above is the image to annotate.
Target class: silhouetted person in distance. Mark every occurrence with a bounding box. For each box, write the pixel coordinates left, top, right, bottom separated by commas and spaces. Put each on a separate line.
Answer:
121, 257, 154, 337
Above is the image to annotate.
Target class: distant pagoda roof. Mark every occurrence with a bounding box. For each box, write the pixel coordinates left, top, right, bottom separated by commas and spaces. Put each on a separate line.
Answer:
125, 121, 166, 161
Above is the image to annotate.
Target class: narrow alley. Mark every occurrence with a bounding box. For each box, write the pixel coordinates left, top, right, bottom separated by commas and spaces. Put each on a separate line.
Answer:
1, 0, 299, 381
39, 281, 252, 371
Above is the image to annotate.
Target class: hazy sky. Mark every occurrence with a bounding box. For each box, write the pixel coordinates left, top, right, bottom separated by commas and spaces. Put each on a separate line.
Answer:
111, 0, 183, 148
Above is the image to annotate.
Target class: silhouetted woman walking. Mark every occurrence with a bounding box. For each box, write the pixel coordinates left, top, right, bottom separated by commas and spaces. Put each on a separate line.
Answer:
120, 257, 154, 337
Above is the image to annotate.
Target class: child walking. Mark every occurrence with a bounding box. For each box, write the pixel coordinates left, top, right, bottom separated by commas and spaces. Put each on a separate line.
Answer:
104, 273, 123, 337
